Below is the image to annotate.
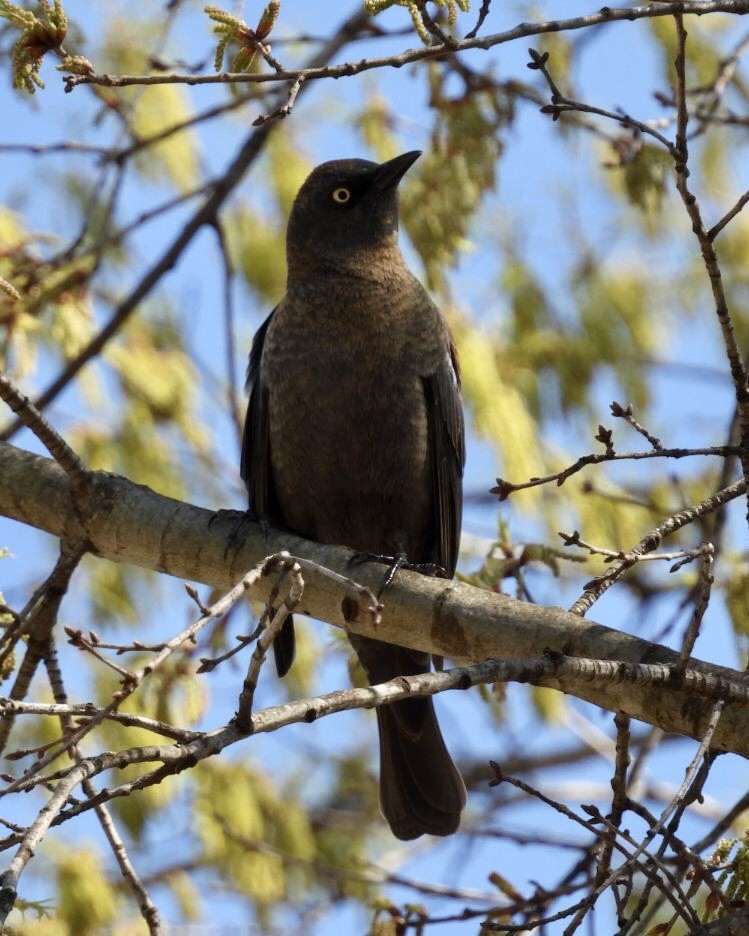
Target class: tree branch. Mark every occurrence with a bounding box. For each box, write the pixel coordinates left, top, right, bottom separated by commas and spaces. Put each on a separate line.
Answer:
62, 3, 749, 92
2, 440, 749, 757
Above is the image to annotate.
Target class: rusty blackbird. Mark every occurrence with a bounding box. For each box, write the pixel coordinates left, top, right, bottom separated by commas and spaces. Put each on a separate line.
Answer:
241, 151, 466, 839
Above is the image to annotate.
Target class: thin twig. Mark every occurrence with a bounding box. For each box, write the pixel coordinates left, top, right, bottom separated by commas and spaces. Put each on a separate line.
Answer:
0, 699, 198, 741
595, 712, 632, 888
529, 46, 676, 153
84, 782, 161, 934
559, 529, 710, 569
486, 763, 696, 933
235, 557, 305, 730
610, 401, 663, 451
47, 642, 163, 934
6, 562, 271, 791
0, 372, 85, 489
0, 542, 87, 754
61, 3, 749, 94
671, 13, 749, 533
692, 27, 749, 136
491, 445, 741, 501
465, 0, 492, 39
675, 545, 715, 670
708, 187, 749, 241
0, 650, 745, 908
252, 74, 305, 125
614, 703, 725, 934
569, 479, 745, 615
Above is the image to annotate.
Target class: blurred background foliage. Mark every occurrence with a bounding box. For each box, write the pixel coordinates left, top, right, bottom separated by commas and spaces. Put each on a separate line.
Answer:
2, 1, 749, 933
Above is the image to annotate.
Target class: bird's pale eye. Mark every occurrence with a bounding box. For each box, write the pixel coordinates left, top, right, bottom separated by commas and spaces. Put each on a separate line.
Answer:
330, 187, 351, 204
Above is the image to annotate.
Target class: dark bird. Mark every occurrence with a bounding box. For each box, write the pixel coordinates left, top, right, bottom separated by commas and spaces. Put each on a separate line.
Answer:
241, 150, 466, 840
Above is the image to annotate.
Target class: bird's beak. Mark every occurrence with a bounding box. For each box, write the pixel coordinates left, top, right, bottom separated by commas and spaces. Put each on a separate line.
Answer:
372, 150, 422, 191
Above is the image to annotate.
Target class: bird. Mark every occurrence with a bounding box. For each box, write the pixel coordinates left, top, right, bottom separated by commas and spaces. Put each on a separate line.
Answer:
240, 150, 466, 840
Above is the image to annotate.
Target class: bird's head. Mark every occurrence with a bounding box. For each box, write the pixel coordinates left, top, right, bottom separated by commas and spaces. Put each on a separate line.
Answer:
285, 150, 421, 277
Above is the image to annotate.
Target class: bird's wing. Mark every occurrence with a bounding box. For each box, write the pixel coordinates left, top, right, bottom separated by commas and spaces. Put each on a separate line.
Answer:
423, 336, 465, 577
240, 308, 276, 515
240, 306, 296, 678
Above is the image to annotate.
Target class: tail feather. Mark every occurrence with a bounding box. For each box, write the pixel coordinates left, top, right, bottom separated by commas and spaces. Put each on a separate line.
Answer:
349, 632, 465, 839
273, 615, 296, 678
377, 698, 466, 840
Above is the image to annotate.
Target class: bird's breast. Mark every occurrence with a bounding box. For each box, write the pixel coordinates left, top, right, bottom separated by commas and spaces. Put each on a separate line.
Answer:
261, 281, 440, 557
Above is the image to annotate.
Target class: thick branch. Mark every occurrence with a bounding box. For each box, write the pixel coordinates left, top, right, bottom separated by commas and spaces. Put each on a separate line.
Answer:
2, 440, 749, 756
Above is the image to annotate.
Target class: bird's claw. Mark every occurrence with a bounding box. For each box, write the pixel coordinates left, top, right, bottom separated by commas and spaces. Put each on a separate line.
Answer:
348, 551, 448, 598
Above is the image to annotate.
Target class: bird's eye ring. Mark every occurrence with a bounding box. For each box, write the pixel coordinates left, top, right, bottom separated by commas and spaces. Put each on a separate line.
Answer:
331, 187, 351, 204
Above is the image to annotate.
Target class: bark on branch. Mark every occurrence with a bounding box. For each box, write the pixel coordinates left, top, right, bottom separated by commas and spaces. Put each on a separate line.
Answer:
2, 440, 748, 756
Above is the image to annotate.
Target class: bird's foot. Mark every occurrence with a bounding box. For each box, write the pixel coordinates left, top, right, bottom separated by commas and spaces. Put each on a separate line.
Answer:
215, 507, 272, 559
349, 552, 448, 598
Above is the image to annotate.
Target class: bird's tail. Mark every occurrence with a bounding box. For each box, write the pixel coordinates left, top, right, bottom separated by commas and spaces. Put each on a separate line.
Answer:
349, 633, 465, 838
377, 694, 466, 840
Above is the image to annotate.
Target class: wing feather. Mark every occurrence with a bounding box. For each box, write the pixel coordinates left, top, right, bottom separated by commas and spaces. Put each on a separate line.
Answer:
422, 338, 464, 577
